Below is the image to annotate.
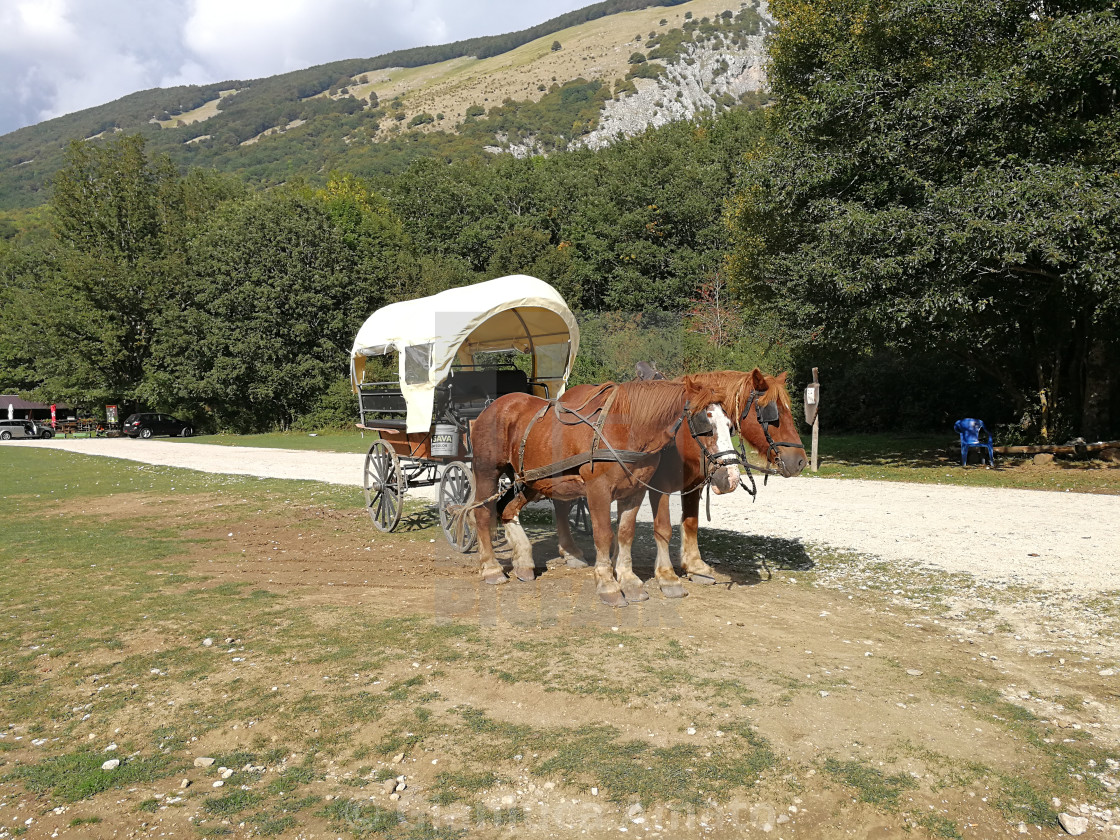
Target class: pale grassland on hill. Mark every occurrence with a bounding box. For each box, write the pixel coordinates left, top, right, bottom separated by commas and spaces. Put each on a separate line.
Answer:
240, 118, 307, 146
154, 88, 238, 129
340, 0, 754, 133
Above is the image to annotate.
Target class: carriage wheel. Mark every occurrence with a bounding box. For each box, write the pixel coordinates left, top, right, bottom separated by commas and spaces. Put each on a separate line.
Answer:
568, 497, 592, 535
364, 440, 405, 532
439, 461, 477, 553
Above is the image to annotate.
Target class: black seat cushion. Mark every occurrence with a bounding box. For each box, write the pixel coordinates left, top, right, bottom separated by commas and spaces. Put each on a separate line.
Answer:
449, 368, 530, 405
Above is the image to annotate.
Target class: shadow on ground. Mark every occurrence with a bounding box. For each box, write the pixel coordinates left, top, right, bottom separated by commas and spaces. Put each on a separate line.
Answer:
465, 505, 816, 589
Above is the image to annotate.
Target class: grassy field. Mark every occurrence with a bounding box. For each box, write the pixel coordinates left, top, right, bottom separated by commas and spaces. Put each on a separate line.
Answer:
1, 445, 1117, 838
810, 433, 1120, 495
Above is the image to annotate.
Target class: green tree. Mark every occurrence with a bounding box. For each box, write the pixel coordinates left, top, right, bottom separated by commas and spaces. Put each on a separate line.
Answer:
1, 135, 238, 410
51, 134, 175, 264
153, 179, 409, 430
728, 0, 1120, 439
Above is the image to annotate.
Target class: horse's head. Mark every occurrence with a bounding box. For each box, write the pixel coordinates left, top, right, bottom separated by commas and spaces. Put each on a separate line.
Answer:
681, 381, 741, 495
734, 370, 806, 478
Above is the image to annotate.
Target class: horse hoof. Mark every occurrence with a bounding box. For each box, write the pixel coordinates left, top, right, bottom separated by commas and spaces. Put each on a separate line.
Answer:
565, 556, 590, 569
659, 582, 688, 599
598, 589, 628, 608
514, 567, 536, 582
482, 570, 508, 585
621, 583, 649, 602
688, 573, 716, 585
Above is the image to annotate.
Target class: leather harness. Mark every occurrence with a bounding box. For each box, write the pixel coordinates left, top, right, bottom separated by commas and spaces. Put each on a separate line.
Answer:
515, 384, 682, 485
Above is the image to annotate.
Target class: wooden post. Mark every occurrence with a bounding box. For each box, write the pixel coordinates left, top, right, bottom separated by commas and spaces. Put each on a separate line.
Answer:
811, 367, 820, 472
803, 368, 821, 473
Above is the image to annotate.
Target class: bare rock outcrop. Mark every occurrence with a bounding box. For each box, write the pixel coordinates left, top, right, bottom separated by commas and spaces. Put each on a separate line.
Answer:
581, 29, 769, 150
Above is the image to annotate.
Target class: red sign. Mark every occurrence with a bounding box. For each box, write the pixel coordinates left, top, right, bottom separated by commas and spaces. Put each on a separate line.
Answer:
50, 404, 57, 428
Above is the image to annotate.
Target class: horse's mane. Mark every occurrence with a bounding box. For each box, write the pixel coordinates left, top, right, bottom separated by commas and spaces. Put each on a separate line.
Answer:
683, 370, 791, 420
756, 373, 792, 409
616, 380, 713, 433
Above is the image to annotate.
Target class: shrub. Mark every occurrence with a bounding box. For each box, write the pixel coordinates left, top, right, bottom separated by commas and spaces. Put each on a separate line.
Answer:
292, 378, 358, 432
551, 40, 561, 51
627, 62, 666, 81
614, 78, 638, 97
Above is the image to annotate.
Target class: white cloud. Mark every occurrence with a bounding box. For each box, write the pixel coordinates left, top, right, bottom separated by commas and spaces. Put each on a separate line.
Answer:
0, 0, 591, 136
179, 0, 440, 81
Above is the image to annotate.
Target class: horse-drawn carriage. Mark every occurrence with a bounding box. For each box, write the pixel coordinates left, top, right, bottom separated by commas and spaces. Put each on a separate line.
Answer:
352, 276, 807, 605
350, 275, 580, 550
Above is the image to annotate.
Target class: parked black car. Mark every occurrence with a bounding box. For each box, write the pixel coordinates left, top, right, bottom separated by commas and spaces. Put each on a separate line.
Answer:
122, 412, 193, 439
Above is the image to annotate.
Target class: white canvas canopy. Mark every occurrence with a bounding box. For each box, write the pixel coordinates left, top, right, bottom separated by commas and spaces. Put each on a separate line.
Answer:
350, 275, 580, 432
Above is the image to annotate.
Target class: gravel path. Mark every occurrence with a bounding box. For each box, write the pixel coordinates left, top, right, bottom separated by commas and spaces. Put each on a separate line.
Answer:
16, 437, 1120, 593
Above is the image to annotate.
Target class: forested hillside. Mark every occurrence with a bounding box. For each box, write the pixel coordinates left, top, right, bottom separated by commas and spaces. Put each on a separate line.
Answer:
0, 113, 780, 432
0, 0, 764, 211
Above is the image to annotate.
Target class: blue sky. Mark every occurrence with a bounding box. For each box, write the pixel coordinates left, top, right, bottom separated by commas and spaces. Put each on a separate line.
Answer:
0, 0, 590, 135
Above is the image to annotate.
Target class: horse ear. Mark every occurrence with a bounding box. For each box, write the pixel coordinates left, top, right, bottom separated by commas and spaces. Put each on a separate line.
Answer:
683, 379, 716, 408
776, 371, 788, 385
750, 369, 768, 393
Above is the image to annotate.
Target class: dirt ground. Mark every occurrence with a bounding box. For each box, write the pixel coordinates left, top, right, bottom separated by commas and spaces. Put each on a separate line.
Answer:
5, 476, 1117, 840
26, 438, 1120, 593
204, 505, 1120, 839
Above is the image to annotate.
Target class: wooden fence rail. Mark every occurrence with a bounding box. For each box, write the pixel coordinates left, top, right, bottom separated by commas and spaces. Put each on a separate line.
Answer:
994, 440, 1120, 456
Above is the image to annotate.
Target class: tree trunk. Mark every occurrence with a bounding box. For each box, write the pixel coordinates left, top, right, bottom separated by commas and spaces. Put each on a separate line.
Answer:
1081, 341, 1112, 440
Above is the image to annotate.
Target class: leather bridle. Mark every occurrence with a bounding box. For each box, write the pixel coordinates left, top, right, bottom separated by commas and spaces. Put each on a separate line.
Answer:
737, 388, 806, 482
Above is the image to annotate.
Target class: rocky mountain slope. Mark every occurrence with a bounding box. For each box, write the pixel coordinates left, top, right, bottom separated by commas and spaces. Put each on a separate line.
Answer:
584, 10, 769, 149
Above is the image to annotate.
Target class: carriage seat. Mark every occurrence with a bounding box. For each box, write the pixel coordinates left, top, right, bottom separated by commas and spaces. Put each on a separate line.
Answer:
449, 368, 531, 419
954, 418, 995, 467
359, 385, 408, 430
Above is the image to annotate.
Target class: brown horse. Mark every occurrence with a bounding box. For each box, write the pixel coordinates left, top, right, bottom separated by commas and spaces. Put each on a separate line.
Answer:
647, 369, 806, 595
470, 379, 724, 606
550, 382, 741, 583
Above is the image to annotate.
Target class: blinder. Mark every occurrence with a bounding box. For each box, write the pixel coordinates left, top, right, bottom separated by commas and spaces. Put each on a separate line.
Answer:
688, 409, 714, 438
758, 400, 780, 425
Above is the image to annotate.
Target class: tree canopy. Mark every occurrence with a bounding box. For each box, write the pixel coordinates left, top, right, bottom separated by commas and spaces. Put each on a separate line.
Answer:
728, 0, 1120, 439
0, 113, 789, 432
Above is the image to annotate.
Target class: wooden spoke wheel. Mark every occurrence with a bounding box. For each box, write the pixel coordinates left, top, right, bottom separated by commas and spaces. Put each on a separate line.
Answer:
568, 497, 592, 535
364, 440, 405, 532
439, 461, 477, 553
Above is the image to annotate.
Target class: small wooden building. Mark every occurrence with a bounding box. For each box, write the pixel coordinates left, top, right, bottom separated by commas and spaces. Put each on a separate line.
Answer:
0, 395, 72, 422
